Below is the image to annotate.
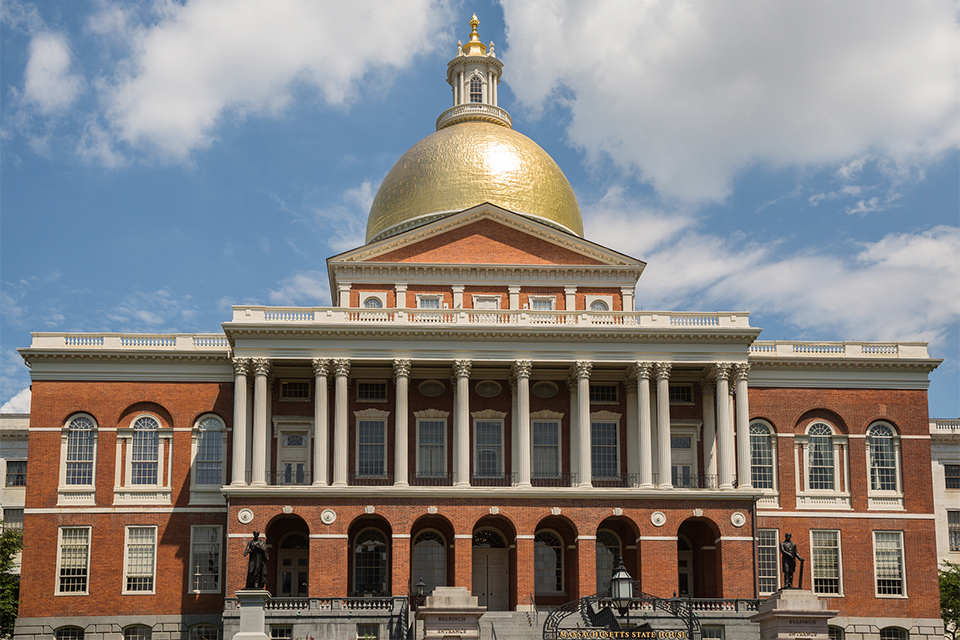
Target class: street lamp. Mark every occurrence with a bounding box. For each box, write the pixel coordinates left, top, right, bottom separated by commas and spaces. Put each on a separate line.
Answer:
416, 578, 425, 598
610, 557, 633, 623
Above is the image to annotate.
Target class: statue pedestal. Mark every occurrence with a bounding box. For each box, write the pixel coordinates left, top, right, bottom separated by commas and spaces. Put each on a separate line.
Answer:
416, 587, 486, 640
750, 590, 838, 640
233, 589, 271, 640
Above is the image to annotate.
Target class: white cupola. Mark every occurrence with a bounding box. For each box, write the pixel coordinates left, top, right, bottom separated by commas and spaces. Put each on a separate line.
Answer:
436, 15, 512, 131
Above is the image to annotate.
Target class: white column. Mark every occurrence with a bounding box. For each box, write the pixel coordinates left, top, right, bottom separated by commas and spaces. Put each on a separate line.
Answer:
394, 283, 407, 308
625, 370, 639, 485
564, 286, 577, 311
649, 386, 659, 480
231, 358, 249, 486
454, 360, 472, 486
634, 363, 654, 488
510, 378, 519, 482
312, 359, 330, 487
458, 70, 464, 105
509, 285, 521, 310
452, 285, 464, 309
734, 363, 752, 489
567, 378, 579, 487
393, 359, 411, 486
332, 359, 350, 486
251, 358, 270, 486
245, 378, 254, 481
655, 362, 672, 489
700, 378, 718, 483
338, 283, 351, 307
575, 361, 593, 487
514, 361, 532, 487
715, 364, 735, 490
621, 287, 634, 311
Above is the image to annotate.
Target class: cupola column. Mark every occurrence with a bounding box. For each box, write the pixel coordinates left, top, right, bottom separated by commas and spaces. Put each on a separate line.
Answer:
715, 364, 735, 489
312, 358, 330, 486
332, 359, 351, 486
230, 358, 250, 486
250, 358, 271, 486
575, 361, 593, 488
655, 362, 673, 489
513, 361, 532, 487
453, 360, 472, 486
393, 359, 411, 486
734, 364, 752, 489
634, 363, 655, 488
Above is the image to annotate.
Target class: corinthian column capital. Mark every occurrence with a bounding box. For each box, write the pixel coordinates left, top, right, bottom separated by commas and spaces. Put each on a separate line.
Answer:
699, 377, 716, 395
232, 357, 250, 377
654, 361, 672, 380
251, 358, 271, 377
311, 358, 330, 378
632, 362, 653, 381
393, 358, 412, 379
733, 363, 751, 383
453, 359, 472, 379
332, 358, 351, 378
573, 361, 593, 380
713, 363, 732, 381
512, 360, 532, 379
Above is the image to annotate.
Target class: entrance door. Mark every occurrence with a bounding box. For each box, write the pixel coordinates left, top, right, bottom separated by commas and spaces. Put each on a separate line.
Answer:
472, 548, 509, 610
277, 533, 309, 597
677, 535, 694, 598
671, 435, 694, 488
279, 432, 308, 484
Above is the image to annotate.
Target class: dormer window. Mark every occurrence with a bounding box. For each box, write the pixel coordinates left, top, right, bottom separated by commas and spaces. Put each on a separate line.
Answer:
470, 76, 483, 103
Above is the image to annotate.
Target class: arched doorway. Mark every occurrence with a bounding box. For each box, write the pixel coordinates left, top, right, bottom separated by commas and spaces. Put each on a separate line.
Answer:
348, 515, 392, 596
412, 530, 446, 596
595, 516, 639, 595
472, 528, 509, 610
277, 532, 309, 597
677, 517, 722, 598
677, 535, 693, 598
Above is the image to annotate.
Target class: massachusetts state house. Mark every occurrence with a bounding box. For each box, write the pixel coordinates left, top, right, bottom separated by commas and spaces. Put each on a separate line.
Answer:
14, 16, 944, 640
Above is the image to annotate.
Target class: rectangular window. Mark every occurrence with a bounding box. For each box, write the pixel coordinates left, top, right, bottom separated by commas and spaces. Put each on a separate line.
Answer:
874, 531, 905, 596
5, 460, 26, 487
530, 297, 554, 311
357, 381, 387, 402
357, 420, 386, 478
3, 508, 23, 530
811, 530, 841, 595
532, 420, 561, 478
589, 384, 618, 403
949, 511, 960, 552
668, 384, 694, 405
58, 527, 90, 594
270, 627, 292, 640
417, 420, 446, 477
417, 295, 441, 309
946, 464, 960, 489
190, 525, 222, 593
356, 624, 380, 640
280, 380, 310, 400
472, 295, 500, 310
757, 529, 779, 594
701, 628, 724, 640
591, 421, 619, 480
124, 526, 156, 593
474, 420, 503, 478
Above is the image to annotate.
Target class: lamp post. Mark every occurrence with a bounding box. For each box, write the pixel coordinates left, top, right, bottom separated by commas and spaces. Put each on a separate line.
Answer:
611, 557, 634, 628
415, 578, 425, 610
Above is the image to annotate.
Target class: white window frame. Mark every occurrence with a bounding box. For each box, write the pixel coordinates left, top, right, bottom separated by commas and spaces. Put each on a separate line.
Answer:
472, 411, 506, 479
534, 529, 565, 595
750, 420, 779, 507
273, 419, 312, 485
190, 415, 226, 505
471, 295, 501, 310
361, 292, 387, 309
590, 411, 621, 481
115, 413, 173, 505
122, 525, 157, 595
56, 526, 91, 596
873, 530, 906, 598
866, 422, 903, 511
354, 409, 389, 479
279, 379, 312, 402
949, 510, 960, 552
58, 414, 98, 506
531, 413, 563, 480
810, 529, 843, 596
795, 421, 850, 510
757, 528, 780, 595
4, 459, 26, 487
415, 412, 448, 478
585, 294, 613, 312
189, 525, 223, 594
416, 294, 443, 309
356, 380, 388, 403
528, 296, 555, 311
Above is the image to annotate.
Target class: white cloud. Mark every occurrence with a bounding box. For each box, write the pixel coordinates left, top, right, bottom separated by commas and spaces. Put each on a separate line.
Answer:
23, 31, 85, 114
99, 0, 451, 161
104, 289, 200, 332
502, 0, 959, 204
268, 271, 331, 306
0, 387, 31, 414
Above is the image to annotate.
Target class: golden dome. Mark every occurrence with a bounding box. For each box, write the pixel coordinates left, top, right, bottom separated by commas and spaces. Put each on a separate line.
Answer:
366, 121, 583, 243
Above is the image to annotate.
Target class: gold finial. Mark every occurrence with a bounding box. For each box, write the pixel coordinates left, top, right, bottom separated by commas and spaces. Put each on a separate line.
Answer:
462, 13, 487, 55
470, 13, 479, 34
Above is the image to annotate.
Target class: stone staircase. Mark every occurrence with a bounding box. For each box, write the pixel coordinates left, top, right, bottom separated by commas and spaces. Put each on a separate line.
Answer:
478, 611, 542, 640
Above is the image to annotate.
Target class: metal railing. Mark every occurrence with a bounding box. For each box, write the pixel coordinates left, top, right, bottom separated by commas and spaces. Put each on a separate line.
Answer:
268, 470, 312, 486
351, 472, 394, 486
411, 472, 454, 487
471, 472, 517, 487
531, 472, 578, 488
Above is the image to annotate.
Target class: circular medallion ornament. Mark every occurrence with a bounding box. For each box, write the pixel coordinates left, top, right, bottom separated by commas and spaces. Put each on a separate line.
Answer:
651, 511, 667, 527
731, 512, 747, 528
320, 509, 337, 525
237, 508, 254, 525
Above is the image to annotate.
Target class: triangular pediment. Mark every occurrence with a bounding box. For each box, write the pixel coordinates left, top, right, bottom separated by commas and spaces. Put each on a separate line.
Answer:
328, 203, 645, 268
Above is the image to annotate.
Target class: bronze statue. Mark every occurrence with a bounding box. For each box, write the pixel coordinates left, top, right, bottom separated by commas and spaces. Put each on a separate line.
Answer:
779, 532, 804, 589
244, 530, 269, 590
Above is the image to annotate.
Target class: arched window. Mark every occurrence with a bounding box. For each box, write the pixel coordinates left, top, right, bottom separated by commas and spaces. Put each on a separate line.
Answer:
879, 628, 907, 640
595, 530, 620, 594
590, 300, 609, 312
188, 625, 220, 640
194, 416, 224, 487
412, 530, 446, 596
868, 423, 899, 492
123, 626, 152, 640
534, 531, 563, 594
55, 628, 84, 640
364, 297, 383, 309
750, 422, 775, 489
354, 529, 388, 595
64, 415, 96, 486
807, 423, 834, 490
469, 76, 483, 103
131, 416, 160, 485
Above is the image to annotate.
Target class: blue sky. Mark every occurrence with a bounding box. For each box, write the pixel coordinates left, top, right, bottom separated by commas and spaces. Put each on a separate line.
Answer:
1, 0, 958, 418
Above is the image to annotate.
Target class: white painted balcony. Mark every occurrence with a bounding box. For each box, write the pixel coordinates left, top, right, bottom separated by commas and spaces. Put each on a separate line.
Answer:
436, 103, 512, 129
29, 333, 230, 350
930, 418, 960, 435
748, 340, 929, 359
